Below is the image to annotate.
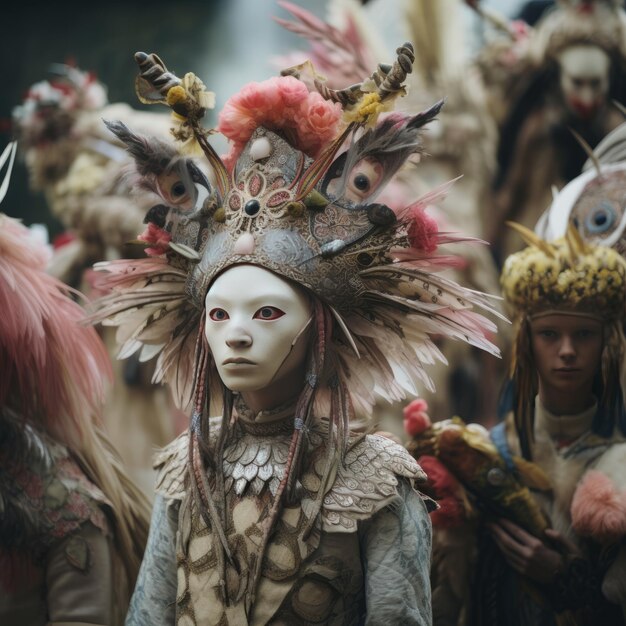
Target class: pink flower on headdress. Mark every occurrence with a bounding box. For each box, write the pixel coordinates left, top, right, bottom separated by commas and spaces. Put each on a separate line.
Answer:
403, 398, 431, 436
217, 76, 342, 170
138, 222, 172, 256
221, 142, 245, 173
239, 81, 283, 126
297, 91, 342, 154
218, 104, 256, 144
276, 75, 309, 107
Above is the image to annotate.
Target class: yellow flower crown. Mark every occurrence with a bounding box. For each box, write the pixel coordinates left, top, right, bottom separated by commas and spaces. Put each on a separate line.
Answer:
501, 222, 626, 320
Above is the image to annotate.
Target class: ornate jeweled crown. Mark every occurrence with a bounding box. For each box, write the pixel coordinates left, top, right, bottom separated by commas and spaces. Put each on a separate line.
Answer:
501, 222, 626, 319
93, 45, 503, 412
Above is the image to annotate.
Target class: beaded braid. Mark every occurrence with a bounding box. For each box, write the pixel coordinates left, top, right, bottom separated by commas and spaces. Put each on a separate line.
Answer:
246, 297, 331, 608
187, 313, 233, 603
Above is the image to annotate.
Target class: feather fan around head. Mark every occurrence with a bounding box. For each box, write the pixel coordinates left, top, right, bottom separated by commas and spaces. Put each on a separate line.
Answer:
88, 45, 504, 416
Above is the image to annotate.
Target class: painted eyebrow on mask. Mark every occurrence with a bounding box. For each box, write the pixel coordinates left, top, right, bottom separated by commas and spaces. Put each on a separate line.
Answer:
204, 293, 303, 309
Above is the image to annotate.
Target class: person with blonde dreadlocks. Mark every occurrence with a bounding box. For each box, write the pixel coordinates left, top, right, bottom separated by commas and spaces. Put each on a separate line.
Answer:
0, 144, 150, 625
89, 42, 504, 626
425, 223, 626, 625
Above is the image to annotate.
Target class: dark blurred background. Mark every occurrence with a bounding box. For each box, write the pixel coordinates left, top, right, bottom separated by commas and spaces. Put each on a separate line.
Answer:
1, 0, 327, 238
1, 0, 528, 239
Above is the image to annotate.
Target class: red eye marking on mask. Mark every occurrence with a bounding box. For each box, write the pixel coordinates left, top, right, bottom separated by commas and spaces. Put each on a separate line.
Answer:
253, 306, 285, 320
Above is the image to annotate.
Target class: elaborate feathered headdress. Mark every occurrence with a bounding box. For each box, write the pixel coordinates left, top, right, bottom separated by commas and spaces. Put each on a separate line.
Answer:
539, 121, 626, 254
501, 221, 626, 320
500, 221, 626, 457
93, 45, 503, 416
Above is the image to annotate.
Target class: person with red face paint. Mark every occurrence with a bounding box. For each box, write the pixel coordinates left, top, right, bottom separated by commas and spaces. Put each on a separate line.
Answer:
471, 0, 626, 266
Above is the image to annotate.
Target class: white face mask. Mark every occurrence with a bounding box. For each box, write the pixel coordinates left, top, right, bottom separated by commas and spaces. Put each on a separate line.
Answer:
204, 264, 312, 393
558, 45, 610, 119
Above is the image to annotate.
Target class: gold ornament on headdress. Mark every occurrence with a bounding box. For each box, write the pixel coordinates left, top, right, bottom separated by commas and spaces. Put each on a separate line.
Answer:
501, 221, 626, 320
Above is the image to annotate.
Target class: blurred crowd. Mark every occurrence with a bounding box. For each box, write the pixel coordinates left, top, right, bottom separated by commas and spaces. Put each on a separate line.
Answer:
3, 1, 626, 624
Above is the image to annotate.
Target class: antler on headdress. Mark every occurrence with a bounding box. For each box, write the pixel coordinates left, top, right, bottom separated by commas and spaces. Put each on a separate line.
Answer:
134, 51, 229, 196
312, 41, 415, 108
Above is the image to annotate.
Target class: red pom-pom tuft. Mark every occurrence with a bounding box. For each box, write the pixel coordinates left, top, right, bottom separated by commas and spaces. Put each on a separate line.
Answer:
138, 223, 172, 256
403, 398, 431, 436
407, 205, 439, 253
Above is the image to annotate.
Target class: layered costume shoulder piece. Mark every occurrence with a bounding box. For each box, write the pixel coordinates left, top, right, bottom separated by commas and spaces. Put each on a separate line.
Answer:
89, 37, 504, 625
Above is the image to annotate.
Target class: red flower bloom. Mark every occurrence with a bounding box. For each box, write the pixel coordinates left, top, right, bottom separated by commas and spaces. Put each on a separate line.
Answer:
418, 455, 467, 528
138, 223, 172, 256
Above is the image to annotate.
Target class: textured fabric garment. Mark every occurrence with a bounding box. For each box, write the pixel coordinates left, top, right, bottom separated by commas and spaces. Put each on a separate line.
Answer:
467, 399, 626, 626
127, 481, 432, 626
126, 494, 178, 626
126, 403, 433, 626
0, 522, 113, 626
0, 419, 114, 626
362, 479, 433, 626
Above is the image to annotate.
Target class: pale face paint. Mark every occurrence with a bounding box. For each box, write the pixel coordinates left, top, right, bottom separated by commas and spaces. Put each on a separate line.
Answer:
204, 265, 312, 394
558, 45, 610, 120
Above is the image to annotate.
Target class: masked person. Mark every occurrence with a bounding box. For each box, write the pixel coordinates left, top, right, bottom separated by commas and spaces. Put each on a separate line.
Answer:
0, 144, 150, 626
470, 0, 626, 265
90, 44, 504, 625
414, 223, 626, 625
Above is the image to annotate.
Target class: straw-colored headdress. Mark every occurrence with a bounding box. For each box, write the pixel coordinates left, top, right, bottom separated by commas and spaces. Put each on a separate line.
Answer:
500, 221, 626, 458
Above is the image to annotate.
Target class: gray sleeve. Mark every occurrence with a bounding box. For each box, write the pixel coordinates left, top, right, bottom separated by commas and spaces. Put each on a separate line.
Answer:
361, 479, 433, 626
46, 521, 113, 626
125, 494, 179, 626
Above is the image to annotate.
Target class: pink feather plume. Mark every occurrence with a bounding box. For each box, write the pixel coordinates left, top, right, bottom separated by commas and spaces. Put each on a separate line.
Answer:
571, 470, 626, 543
0, 215, 112, 434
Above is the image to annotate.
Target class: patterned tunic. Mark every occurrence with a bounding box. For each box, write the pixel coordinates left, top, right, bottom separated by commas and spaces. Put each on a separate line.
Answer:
0, 416, 114, 625
127, 403, 434, 625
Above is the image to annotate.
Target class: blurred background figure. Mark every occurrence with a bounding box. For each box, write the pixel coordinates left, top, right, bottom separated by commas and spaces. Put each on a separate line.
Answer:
0, 143, 149, 625
11, 64, 183, 493
274, 0, 509, 431
469, 0, 626, 265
